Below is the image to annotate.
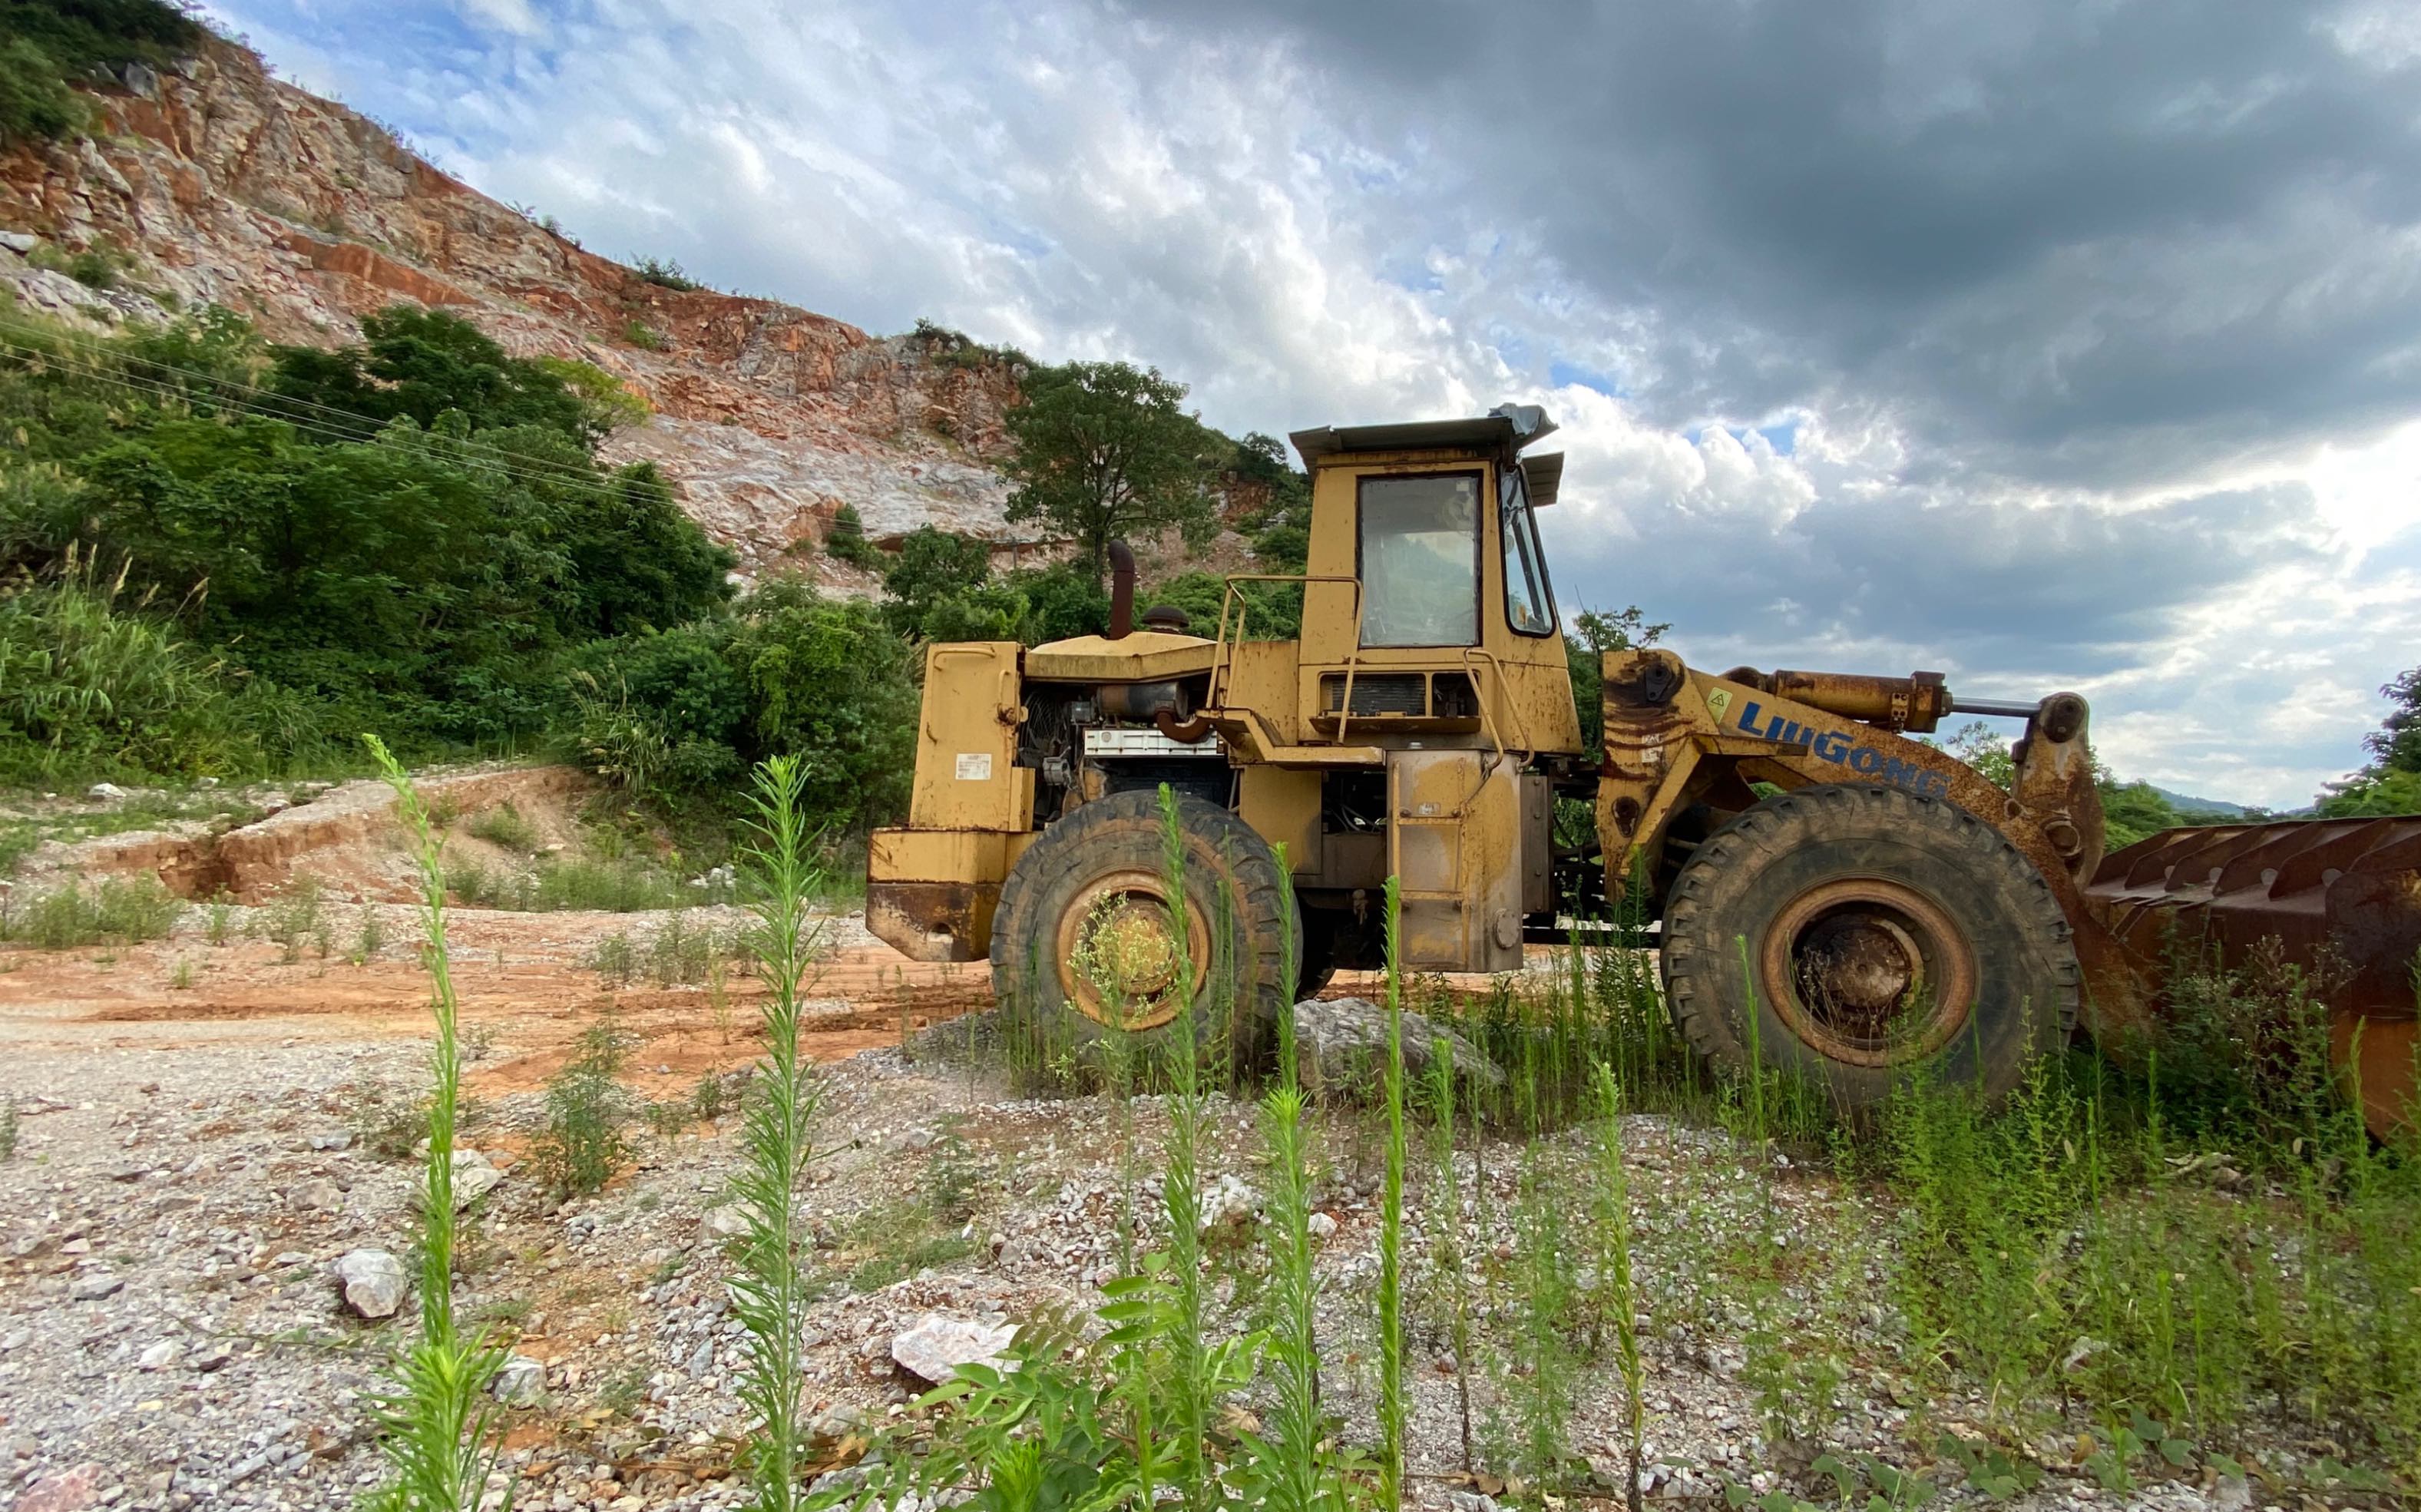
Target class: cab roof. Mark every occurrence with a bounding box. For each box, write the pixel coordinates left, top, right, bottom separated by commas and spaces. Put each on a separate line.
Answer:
1289, 404, 1562, 505
1288, 402, 1557, 467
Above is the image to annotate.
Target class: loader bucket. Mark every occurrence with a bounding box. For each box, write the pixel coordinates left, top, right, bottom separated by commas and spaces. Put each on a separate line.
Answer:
2081, 816, 2421, 1140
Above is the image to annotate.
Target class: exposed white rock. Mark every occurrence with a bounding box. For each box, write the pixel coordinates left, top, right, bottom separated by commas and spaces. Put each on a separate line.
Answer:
334, 1248, 408, 1319
889, 1313, 1016, 1387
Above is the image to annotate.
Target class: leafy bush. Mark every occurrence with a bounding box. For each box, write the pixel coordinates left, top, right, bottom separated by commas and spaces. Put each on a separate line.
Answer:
726, 587, 915, 822
631, 257, 701, 293
0, 304, 733, 762
28, 242, 124, 290
464, 803, 539, 853
1141, 569, 1298, 640
0, 873, 181, 948
0, 0, 203, 147
531, 1017, 632, 1197
621, 319, 666, 351
454, 850, 720, 913
824, 501, 880, 569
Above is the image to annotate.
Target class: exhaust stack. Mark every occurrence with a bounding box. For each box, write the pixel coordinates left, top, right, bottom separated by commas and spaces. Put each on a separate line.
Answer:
1106, 539, 1135, 640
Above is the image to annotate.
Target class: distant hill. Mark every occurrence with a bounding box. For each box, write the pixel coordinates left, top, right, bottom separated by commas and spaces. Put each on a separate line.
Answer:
2148, 786, 2261, 819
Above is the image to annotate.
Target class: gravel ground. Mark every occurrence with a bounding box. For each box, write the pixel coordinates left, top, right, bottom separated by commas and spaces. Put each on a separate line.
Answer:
0, 998, 2350, 1512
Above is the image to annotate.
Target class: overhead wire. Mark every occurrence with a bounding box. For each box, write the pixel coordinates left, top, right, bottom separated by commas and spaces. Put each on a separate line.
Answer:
0, 315, 641, 495
0, 309, 627, 472
0, 330, 626, 495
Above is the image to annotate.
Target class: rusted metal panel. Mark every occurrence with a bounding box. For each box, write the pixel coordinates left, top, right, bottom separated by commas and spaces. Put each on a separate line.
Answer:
869, 827, 1011, 883
1388, 749, 1523, 972
1023, 630, 1218, 683
1520, 773, 1553, 916
865, 880, 999, 964
1239, 766, 1322, 876
2085, 817, 2421, 1139
908, 643, 1031, 832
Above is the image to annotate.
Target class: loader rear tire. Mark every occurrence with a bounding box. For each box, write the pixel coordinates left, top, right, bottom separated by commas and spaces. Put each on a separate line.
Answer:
1660, 783, 2079, 1113
991, 789, 1295, 1071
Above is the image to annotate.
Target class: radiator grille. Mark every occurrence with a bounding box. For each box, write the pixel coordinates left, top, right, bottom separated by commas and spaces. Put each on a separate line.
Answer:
1322, 673, 1427, 716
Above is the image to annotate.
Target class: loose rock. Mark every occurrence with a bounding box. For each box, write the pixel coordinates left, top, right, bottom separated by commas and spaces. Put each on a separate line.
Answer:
491, 1355, 545, 1404
334, 1247, 408, 1318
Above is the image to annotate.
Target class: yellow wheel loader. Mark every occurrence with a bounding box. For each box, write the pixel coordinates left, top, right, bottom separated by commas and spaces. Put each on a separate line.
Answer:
867, 405, 2421, 1133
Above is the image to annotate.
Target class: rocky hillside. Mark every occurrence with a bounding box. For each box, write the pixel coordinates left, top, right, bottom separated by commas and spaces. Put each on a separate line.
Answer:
0, 36, 1024, 579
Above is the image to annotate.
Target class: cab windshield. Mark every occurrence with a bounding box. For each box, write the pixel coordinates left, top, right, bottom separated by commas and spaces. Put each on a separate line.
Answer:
1357, 472, 1480, 647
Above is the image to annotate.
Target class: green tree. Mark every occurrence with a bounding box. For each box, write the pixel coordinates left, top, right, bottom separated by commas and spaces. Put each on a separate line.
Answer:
267, 306, 597, 445
1565, 604, 1670, 752
1002, 361, 1219, 579
726, 584, 919, 828
880, 527, 997, 638
2317, 666, 2421, 816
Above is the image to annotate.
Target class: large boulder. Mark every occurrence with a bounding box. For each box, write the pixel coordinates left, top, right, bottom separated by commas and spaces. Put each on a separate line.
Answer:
1290, 998, 1503, 1100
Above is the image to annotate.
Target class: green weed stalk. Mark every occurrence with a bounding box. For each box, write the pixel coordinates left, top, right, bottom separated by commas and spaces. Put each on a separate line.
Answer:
362, 736, 507, 1512
1378, 873, 1408, 1510
729, 756, 829, 1512
1153, 785, 1211, 1506
1591, 1062, 1646, 1512
1426, 1033, 1475, 1469
1254, 841, 1331, 1510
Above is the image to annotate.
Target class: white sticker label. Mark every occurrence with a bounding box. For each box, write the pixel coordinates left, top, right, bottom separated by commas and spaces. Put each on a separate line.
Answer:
954, 752, 993, 781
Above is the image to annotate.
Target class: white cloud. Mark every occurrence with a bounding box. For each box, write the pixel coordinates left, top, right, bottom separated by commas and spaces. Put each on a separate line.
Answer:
193, 0, 2421, 809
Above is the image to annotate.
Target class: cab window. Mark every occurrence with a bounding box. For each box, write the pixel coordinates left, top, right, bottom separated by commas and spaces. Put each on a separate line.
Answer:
1357, 472, 1480, 647
1500, 465, 1554, 637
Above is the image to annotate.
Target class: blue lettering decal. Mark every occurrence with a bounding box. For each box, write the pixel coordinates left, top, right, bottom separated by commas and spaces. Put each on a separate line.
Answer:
1737, 699, 1764, 734
1812, 730, 1850, 763
1848, 746, 1882, 775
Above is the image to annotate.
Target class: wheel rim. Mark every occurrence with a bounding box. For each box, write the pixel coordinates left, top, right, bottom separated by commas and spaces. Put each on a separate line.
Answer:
1757, 878, 1977, 1067
1054, 869, 1212, 1031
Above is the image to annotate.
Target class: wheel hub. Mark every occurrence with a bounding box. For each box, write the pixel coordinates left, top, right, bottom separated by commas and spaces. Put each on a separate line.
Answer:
1760, 878, 1976, 1067
1055, 870, 1210, 1031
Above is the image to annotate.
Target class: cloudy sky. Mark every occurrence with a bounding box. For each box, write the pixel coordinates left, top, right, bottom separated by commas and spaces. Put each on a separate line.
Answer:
203, 0, 2421, 808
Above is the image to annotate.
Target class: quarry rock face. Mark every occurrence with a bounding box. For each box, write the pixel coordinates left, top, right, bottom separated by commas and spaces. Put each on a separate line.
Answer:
0, 42, 1026, 577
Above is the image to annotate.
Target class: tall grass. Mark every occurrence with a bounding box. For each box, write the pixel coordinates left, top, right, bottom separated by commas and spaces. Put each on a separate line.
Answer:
1425, 1029, 1476, 1469
729, 755, 829, 1512
360, 736, 506, 1512
1152, 786, 1212, 1504
871, 835, 2421, 1504
0, 557, 332, 782
0, 873, 181, 947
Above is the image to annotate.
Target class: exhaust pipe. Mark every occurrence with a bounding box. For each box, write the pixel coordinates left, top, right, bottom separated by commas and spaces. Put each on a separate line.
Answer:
1106, 539, 1135, 639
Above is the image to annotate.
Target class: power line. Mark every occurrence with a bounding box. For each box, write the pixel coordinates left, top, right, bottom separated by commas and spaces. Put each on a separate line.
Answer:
0, 316, 637, 494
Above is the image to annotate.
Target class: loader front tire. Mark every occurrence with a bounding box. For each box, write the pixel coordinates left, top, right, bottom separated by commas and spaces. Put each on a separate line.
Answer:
1660, 783, 2079, 1113
991, 789, 1295, 1070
